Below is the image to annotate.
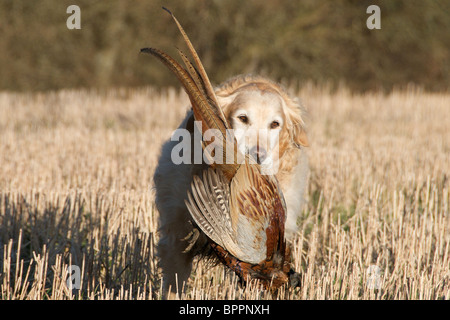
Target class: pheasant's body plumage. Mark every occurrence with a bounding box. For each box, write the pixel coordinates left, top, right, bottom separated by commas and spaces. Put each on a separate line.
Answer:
142, 7, 297, 289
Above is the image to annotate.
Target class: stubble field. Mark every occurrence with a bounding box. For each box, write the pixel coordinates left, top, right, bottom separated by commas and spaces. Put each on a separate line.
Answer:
0, 84, 449, 299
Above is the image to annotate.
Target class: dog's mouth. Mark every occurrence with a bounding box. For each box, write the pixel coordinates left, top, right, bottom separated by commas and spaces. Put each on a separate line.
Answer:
235, 137, 279, 174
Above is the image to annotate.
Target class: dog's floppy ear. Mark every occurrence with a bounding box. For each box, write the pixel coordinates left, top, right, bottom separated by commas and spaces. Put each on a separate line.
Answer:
216, 92, 238, 122
284, 97, 309, 148
292, 125, 309, 148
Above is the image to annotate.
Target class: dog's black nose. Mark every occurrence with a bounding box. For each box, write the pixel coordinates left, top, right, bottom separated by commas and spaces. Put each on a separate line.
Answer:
249, 146, 267, 165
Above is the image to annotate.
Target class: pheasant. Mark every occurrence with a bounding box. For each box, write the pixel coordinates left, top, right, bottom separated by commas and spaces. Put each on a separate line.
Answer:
141, 8, 299, 289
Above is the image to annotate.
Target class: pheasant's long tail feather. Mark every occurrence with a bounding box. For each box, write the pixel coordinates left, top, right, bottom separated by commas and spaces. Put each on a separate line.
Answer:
162, 7, 228, 126
140, 47, 225, 136
177, 49, 207, 99
141, 9, 246, 180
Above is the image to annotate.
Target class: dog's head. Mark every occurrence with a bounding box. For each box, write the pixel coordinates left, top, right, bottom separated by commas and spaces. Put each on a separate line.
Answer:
216, 76, 309, 171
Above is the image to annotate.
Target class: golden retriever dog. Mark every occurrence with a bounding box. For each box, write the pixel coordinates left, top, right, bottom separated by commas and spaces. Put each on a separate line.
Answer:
153, 74, 309, 297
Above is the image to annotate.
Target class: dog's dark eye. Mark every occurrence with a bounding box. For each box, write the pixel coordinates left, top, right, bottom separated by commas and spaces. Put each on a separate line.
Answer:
270, 121, 280, 129
238, 115, 248, 124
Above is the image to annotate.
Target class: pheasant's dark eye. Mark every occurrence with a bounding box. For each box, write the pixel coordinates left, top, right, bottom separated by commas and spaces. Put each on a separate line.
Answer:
270, 121, 280, 129
238, 115, 248, 124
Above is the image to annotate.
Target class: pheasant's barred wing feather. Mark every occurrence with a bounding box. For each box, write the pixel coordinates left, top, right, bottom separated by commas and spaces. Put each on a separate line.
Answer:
186, 164, 287, 265
185, 184, 223, 247
186, 170, 231, 241
185, 170, 231, 249
186, 168, 267, 264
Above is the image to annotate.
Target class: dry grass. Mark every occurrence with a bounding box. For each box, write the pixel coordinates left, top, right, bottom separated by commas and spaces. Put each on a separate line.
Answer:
0, 85, 449, 300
